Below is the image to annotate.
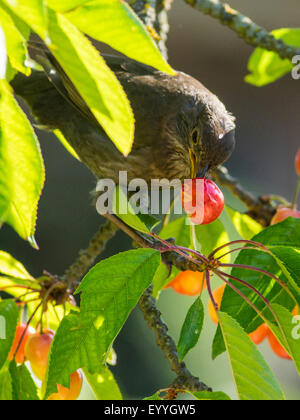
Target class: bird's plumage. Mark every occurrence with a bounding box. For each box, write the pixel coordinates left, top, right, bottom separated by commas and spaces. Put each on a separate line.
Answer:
12, 49, 236, 184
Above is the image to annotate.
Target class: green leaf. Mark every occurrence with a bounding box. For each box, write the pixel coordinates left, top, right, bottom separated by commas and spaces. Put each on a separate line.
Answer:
54, 129, 81, 161
47, 0, 90, 12
0, 79, 45, 241
0, 3, 31, 41
218, 312, 285, 401
144, 391, 164, 400
5, 3, 135, 156
191, 391, 231, 401
0, 365, 12, 400
225, 207, 262, 240
269, 246, 300, 296
46, 9, 134, 156
112, 185, 153, 234
213, 219, 300, 359
246, 28, 300, 87
152, 262, 173, 298
0, 300, 18, 370
177, 297, 204, 361
194, 219, 230, 257
44, 312, 101, 399
0, 23, 7, 79
160, 216, 191, 248
9, 361, 39, 400
0, 6, 30, 76
2, 0, 48, 37
64, 0, 175, 75
45, 250, 160, 398
0, 251, 34, 280
84, 366, 123, 400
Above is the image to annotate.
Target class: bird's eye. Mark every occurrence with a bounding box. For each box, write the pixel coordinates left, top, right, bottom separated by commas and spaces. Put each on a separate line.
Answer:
191, 129, 200, 145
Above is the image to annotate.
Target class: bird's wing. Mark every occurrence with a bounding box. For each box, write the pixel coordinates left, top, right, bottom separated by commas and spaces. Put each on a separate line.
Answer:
28, 40, 158, 127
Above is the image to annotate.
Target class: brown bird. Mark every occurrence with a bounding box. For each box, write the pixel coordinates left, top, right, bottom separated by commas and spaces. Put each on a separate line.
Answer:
12, 53, 236, 184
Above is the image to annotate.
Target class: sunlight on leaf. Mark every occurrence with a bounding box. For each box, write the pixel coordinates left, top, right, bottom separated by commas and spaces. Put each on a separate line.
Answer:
46, 9, 134, 156
0, 6, 30, 76
45, 250, 160, 399
64, 0, 175, 75
246, 28, 300, 87
3, 0, 48, 38
84, 367, 122, 400
0, 80, 45, 241
219, 312, 285, 401
0, 24, 7, 79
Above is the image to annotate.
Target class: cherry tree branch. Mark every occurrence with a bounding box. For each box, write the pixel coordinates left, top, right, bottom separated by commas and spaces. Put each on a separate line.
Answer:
63, 220, 119, 288
103, 213, 205, 272
213, 166, 276, 226
139, 286, 212, 392
127, 0, 173, 59
184, 0, 300, 60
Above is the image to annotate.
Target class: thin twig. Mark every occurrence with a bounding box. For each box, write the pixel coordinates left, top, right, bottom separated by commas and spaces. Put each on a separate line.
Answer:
213, 166, 276, 226
139, 286, 212, 392
103, 213, 206, 272
63, 220, 119, 288
127, 0, 173, 59
185, 0, 300, 60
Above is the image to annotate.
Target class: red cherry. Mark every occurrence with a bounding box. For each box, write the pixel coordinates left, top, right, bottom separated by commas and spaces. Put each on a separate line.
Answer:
47, 371, 83, 400
25, 330, 55, 380
295, 149, 300, 176
8, 323, 36, 364
166, 271, 206, 296
249, 324, 269, 345
271, 207, 300, 225
181, 178, 224, 225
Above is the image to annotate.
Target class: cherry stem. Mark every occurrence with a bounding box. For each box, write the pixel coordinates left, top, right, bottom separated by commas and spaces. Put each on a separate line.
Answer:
219, 263, 287, 289
176, 246, 209, 264
214, 271, 267, 324
216, 269, 272, 317
209, 240, 270, 259
216, 246, 265, 262
292, 176, 300, 209
13, 301, 43, 361
205, 271, 218, 312
150, 232, 208, 265
216, 270, 289, 346
269, 195, 291, 207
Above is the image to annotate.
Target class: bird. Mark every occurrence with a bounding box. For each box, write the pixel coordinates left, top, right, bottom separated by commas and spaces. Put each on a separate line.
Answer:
11, 50, 236, 185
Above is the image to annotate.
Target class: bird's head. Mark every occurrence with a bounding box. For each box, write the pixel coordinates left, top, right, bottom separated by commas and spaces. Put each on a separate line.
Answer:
163, 72, 236, 179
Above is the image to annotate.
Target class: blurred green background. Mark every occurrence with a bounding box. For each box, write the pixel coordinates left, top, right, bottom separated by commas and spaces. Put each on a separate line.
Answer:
2, 0, 300, 400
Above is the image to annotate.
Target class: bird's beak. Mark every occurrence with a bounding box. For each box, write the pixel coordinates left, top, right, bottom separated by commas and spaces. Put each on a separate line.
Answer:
189, 149, 197, 179
197, 165, 209, 178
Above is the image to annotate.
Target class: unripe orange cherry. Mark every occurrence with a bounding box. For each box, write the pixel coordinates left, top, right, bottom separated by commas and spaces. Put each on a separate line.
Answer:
249, 324, 269, 345
47, 371, 83, 400
166, 271, 206, 296
271, 207, 300, 225
208, 284, 226, 324
267, 331, 291, 360
25, 330, 55, 380
295, 148, 300, 176
8, 323, 36, 364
